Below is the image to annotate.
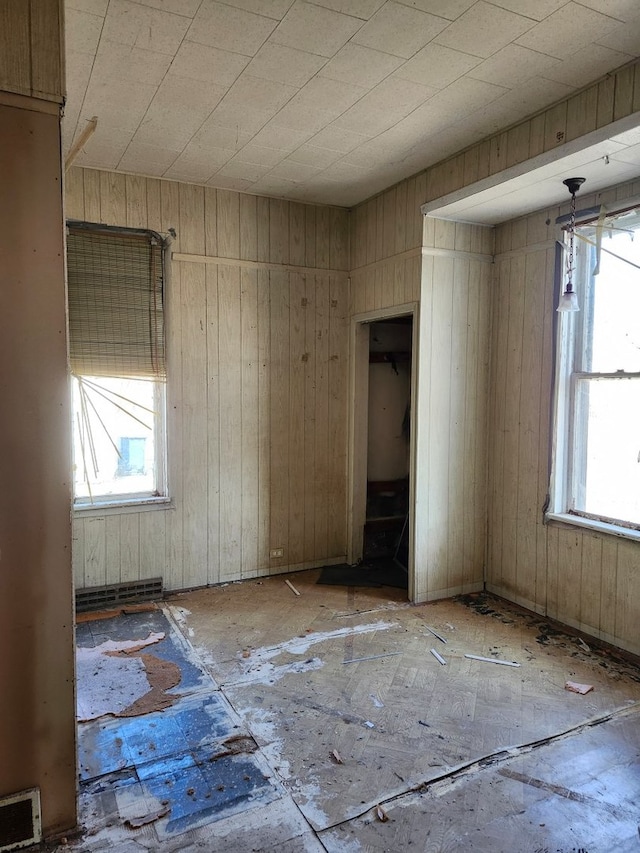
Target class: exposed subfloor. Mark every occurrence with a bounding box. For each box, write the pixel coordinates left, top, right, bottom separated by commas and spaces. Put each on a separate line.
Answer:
57, 571, 640, 852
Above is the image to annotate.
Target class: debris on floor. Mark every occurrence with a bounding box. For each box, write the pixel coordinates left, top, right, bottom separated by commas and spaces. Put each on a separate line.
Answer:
566, 680, 595, 695
284, 579, 300, 596
464, 652, 521, 667
70, 577, 640, 852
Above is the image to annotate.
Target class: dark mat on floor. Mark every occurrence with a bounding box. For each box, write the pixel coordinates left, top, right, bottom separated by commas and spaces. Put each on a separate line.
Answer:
317, 560, 408, 589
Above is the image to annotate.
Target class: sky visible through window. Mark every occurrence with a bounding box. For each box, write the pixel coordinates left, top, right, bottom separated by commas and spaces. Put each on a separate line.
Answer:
579, 219, 640, 526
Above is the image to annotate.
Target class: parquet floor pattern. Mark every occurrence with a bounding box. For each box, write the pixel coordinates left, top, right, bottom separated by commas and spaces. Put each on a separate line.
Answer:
171, 571, 640, 842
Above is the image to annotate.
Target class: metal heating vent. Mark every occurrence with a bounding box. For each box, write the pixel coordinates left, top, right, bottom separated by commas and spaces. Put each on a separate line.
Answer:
75, 578, 163, 613
0, 789, 41, 852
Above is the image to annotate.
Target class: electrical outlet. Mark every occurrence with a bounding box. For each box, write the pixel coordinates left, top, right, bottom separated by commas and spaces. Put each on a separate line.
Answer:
269, 548, 284, 558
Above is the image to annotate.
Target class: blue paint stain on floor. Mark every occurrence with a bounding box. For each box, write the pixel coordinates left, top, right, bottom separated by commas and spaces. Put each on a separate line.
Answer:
76, 608, 280, 837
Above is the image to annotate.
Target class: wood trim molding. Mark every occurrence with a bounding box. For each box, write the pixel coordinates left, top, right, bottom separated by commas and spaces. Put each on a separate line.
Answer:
0, 90, 61, 114
422, 246, 494, 264
172, 251, 348, 278
349, 247, 421, 275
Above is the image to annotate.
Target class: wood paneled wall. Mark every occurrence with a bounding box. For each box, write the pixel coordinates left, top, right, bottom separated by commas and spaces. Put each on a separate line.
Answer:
423, 60, 640, 204
67, 167, 349, 592
488, 177, 640, 656
0, 0, 65, 102
349, 174, 494, 603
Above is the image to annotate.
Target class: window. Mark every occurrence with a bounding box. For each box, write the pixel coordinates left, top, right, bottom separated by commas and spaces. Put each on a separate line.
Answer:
67, 222, 167, 506
550, 206, 640, 534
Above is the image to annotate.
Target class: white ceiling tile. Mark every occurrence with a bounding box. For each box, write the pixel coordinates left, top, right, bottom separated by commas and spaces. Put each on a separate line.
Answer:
266, 159, 323, 180
117, 141, 179, 174
66, 48, 94, 89
244, 43, 326, 86
574, 0, 639, 22
516, 2, 623, 58
249, 122, 315, 150
80, 78, 158, 132
135, 79, 227, 148
401, 77, 510, 133
542, 43, 633, 87
287, 143, 342, 167
233, 143, 289, 165
395, 43, 481, 88
594, 11, 640, 53
316, 159, 370, 182
164, 144, 235, 180
216, 160, 272, 181
170, 41, 250, 86
191, 120, 253, 151
221, 75, 299, 113
342, 139, 399, 168
307, 0, 385, 19
468, 44, 563, 88
309, 124, 372, 152
187, 0, 277, 55
267, 101, 338, 132
206, 176, 253, 192
247, 175, 300, 195
319, 43, 403, 89
101, 0, 191, 55
611, 127, 640, 146
65, 7, 103, 55
331, 76, 436, 136
152, 74, 227, 113
203, 103, 276, 135
74, 127, 133, 169
352, 2, 449, 58
91, 39, 173, 86
128, 0, 201, 15
460, 75, 575, 135
392, 0, 476, 20
66, 0, 108, 16
611, 141, 640, 164
435, 1, 535, 58
219, 0, 296, 19
282, 76, 366, 114
271, 1, 363, 57
487, 0, 567, 20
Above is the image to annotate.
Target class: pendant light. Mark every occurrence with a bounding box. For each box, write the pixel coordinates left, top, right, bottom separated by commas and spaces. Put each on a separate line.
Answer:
557, 176, 586, 312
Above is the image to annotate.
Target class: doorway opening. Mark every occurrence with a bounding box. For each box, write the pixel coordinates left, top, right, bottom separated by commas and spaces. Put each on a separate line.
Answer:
348, 304, 417, 599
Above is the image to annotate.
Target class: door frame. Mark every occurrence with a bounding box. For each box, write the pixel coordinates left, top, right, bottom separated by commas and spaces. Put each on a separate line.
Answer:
347, 302, 419, 601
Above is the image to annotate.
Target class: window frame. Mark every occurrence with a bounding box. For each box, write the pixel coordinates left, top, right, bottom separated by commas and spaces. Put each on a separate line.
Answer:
67, 220, 170, 512
547, 202, 640, 542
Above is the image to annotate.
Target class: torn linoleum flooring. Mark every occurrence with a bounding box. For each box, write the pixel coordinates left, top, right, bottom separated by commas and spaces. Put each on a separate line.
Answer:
61, 579, 640, 851
73, 606, 286, 846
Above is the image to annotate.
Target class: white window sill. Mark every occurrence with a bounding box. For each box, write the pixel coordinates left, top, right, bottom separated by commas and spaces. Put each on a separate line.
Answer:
73, 497, 174, 517
545, 512, 640, 543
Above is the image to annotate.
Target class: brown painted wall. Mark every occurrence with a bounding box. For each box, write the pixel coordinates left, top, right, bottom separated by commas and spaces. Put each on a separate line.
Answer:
0, 98, 76, 837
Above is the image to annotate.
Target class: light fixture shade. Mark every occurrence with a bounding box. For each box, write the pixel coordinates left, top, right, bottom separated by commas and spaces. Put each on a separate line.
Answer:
557, 290, 579, 312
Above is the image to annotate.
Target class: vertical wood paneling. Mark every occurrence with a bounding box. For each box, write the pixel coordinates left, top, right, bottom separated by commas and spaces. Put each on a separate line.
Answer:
179, 183, 207, 590
303, 272, 317, 562
257, 269, 271, 568
269, 270, 290, 571
427, 257, 453, 596
161, 178, 184, 589
314, 275, 330, 560
489, 194, 640, 654
206, 264, 220, 585
240, 268, 259, 578
328, 276, 348, 557
288, 272, 306, 567
218, 264, 242, 581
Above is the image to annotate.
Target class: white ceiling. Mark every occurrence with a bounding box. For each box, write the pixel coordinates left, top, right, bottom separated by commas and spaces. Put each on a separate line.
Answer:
64, 0, 640, 208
